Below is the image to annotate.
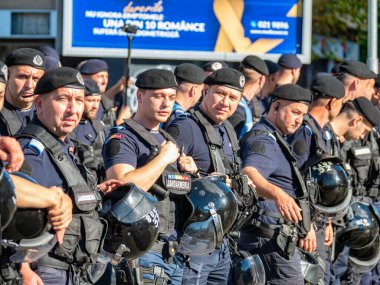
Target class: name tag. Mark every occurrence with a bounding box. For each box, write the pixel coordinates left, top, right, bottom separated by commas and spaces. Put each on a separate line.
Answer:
163, 173, 191, 195
76, 193, 97, 204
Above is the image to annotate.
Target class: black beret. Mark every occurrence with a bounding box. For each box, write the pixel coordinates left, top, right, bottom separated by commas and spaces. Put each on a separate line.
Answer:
135, 69, 178, 89
5, 48, 45, 70
278, 54, 302, 69
241, 55, 269, 76
264, 60, 280, 75
0, 61, 7, 84
37, 45, 60, 60
338, 60, 376, 79
202, 61, 229, 72
79, 59, 108, 75
84, 78, 100, 96
352, 97, 380, 127
44, 56, 61, 71
204, 68, 245, 92
174, 63, 205, 84
375, 74, 380, 88
271, 84, 312, 105
34, 67, 85, 95
311, 74, 345, 99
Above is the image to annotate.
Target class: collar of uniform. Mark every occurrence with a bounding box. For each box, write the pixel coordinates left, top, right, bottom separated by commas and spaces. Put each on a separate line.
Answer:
260, 117, 284, 136
306, 113, 323, 131
173, 102, 185, 113
79, 119, 89, 125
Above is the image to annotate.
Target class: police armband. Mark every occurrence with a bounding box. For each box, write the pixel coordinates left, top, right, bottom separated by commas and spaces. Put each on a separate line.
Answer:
295, 199, 312, 238
162, 173, 191, 195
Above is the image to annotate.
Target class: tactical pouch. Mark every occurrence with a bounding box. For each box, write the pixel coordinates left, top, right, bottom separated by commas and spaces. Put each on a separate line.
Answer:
350, 146, 371, 185
296, 199, 312, 238
54, 215, 81, 261
71, 185, 100, 213
276, 224, 298, 260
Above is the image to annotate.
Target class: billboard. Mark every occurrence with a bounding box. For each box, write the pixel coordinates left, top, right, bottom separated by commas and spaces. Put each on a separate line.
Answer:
62, 0, 311, 63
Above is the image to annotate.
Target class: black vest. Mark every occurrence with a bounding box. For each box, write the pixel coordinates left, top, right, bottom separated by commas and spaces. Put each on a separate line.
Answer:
0, 106, 23, 136
17, 123, 105, 268
101, 96, 115, 128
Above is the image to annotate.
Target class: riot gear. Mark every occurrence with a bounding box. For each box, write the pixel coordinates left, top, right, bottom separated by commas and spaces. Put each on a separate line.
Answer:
230, 251, 266, 285
337, 201, 380, 273
178, 176, 238, 256
0, 165, 16, 231
299, 249, 324, 285
100, 183, 160, 263
304, 156, 352, 221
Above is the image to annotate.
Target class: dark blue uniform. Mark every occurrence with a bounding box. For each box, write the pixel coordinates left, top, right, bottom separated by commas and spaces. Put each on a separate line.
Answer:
239, 117, 303, 285
102, 125, 183, 285
0, 101, 35, 136
72, 119, 97, 145
17, 119, 77, 285
167, 114, 233, 285
287, 114, 333, 285
228, 97, 253, 139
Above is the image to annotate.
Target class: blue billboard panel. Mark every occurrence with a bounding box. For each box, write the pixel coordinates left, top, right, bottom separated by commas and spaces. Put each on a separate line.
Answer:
63, 0, 311, 62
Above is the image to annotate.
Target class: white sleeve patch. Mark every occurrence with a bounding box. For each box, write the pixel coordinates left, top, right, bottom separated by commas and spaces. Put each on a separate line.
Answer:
27, 138, 45, 155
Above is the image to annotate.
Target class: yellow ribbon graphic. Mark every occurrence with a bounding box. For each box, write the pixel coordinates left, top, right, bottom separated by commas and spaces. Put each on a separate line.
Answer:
213, 0, 301, 53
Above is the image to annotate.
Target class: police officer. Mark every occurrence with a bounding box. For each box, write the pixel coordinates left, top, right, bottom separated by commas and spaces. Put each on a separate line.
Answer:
0, 48, 45, 136
103, 68, 197, 285
261, 60, 280, 104
239, 84, 313, 284
163, 63, 205, 128
79, 59, 116, 128
0, 61, 7, 111
167, 68, 249, 285
228, 55, 268, 139
16, 67, 120, 285
71, 78, 107, 183
287, 74, 345, 284
275, 54, 302, 86
335, 60, 377, 102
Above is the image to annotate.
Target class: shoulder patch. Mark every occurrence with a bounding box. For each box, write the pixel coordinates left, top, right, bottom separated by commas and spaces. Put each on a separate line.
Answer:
249, 141, 267, 155
105, 133, 123, 144
109, 126, 125, 133
26, 139, 45, 156
166, 126, 180, 140
105, 139, 121, 158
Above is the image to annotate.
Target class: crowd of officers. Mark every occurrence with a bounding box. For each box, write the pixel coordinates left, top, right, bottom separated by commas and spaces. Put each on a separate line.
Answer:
1, 45, 380, 285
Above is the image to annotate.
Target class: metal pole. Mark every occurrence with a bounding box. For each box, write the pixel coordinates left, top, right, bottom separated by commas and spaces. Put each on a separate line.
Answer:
367, 0, 378, 73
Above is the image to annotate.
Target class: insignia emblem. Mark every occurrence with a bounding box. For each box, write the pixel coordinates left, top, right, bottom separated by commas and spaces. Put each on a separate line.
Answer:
33, 55, 44, 66
211, 62, 223, 71
1, 65, 8, 81
76, 72, 85, 85
239, 75, 245, 88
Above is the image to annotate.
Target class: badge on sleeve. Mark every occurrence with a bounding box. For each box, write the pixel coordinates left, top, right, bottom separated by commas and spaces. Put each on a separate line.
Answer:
249, 141, 267, 155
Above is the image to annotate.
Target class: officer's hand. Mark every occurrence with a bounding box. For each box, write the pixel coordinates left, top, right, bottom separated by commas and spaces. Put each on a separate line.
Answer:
325, 220, 334, 246
159, 141, 180, 165
98, 179, 124, 194
20, 263, 44, 285
274, 190, 302, 223
210, 173, 231, 187
48, 190, 73, 244
298, 225, 317, 252
178, 153, 199, 176
0, 136, 24, 172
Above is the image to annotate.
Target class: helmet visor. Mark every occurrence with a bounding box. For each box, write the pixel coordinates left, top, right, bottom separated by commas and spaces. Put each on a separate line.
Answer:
178, 211, 223, 256
7, 232, 57, 263
236, 254, 266, 285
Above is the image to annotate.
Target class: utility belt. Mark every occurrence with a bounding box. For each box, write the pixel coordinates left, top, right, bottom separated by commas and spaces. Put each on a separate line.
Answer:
248, 221, 298, 260
149, 240, 179, 264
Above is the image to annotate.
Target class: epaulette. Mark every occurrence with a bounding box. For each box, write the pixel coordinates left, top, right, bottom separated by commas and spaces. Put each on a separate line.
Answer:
109, 125, 126, 133
26, 138, 45, 156
304, 125, 313, 136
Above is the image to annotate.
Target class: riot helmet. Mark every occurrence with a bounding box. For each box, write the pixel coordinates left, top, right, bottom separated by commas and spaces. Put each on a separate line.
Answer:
230, 251, 266, 285
1, 172, 56, 263
0, 165, 16, 231
299, 249, 324, 285
348, 235, 380, 273
100, 183, 159, 264
178, 176, 238, 256
304, 156, 352, 221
